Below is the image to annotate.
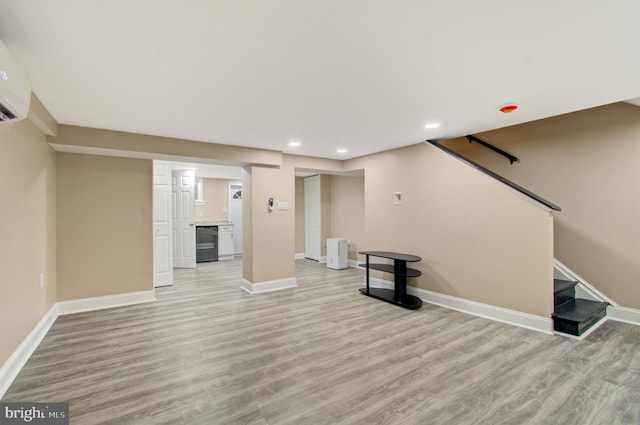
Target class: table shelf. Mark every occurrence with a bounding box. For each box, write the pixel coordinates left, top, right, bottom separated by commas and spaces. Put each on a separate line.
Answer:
358, 263, 422, 278
359, 251, 423, 310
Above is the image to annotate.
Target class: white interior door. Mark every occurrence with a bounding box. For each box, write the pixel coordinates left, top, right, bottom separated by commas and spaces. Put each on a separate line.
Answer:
153, 160, 173, 287
172, 169, 196, 268
228, 184, 243, 255
304, 175, 321, 261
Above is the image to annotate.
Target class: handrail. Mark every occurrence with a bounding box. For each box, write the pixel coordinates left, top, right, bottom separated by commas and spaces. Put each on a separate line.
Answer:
466, 135, 519, 164
426, 140, 561, 211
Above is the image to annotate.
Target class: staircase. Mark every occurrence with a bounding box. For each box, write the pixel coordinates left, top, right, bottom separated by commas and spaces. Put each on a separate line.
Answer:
552, 278, 608, 337
426, 138, 610, 338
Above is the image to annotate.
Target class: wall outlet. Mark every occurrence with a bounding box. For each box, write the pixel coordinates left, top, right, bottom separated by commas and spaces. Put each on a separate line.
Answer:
39, 272, 44, 288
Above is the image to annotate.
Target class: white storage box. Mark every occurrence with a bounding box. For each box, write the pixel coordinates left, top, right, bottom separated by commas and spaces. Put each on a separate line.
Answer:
326, 238, 348, 270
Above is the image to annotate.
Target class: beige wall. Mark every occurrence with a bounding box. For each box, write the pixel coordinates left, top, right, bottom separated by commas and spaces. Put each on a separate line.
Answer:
0, 119, 57, 367
295, 177, 305, 254
57, 153, 152, 300
349, 143, 555, 317
442, 102, 640, 309
330, 175, 365, 260
195, 178, 238, 222
52, 125, 282, 167
290, 155, 349, 174
243, 157, 296, 283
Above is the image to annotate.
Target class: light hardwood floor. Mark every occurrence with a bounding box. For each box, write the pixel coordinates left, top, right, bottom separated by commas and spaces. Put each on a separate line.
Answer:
4, 259, 640, 424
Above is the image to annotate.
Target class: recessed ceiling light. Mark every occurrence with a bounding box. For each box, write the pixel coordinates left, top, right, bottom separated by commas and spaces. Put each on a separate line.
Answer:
288, 140, 301, 147
337, 148, 348, 154
424, 122, 440, 129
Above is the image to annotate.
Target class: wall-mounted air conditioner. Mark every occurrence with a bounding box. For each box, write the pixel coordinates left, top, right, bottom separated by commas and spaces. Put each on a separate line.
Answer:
0, 39, 31, 124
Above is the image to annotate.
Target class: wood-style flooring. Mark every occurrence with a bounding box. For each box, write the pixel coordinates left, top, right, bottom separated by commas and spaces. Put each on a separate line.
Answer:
3, 259, 640, 424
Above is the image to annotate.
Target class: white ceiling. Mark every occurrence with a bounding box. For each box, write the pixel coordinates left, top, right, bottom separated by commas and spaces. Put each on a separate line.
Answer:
1, 1, 639, 160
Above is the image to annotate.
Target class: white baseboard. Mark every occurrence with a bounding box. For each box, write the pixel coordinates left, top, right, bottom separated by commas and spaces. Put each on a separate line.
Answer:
0, 305, 58, 399
349, 259, 360, 268
319, 256, 327, 264
241, 277, 297, 294
57, 290, 156, 315
366, 278, 553, 335
294, 253, 305, 260
607, 305, 640, 326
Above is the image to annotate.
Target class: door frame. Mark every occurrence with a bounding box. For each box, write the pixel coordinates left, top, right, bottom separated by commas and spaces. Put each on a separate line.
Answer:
153, 160, 174, 287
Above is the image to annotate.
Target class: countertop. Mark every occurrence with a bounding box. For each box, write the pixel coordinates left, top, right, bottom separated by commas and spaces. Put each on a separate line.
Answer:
195, 221, 233, 226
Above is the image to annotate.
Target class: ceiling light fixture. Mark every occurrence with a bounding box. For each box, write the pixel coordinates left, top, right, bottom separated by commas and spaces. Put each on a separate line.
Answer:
424, 122, 440, 129
337, 148, 348, 154
288, 140, 301, 147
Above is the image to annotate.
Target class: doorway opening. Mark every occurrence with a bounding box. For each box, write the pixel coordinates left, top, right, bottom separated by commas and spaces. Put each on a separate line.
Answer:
295, 168, 364, 268
153, 160, 244, 288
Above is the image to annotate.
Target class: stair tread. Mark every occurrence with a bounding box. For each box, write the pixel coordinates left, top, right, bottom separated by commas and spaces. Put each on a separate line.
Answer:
554, 278, 577, 294
553, 299, 608, 322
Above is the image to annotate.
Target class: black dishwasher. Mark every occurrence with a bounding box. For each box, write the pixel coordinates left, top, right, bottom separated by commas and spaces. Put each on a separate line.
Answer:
196, 226, 218, 262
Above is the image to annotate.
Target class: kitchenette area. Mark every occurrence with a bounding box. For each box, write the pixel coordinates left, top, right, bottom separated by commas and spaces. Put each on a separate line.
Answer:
168, 163, 242, 271
195, 221, 235, 263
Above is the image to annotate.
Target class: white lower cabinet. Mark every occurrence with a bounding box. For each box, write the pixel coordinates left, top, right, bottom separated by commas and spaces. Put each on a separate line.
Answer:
218, 224, 234, 260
